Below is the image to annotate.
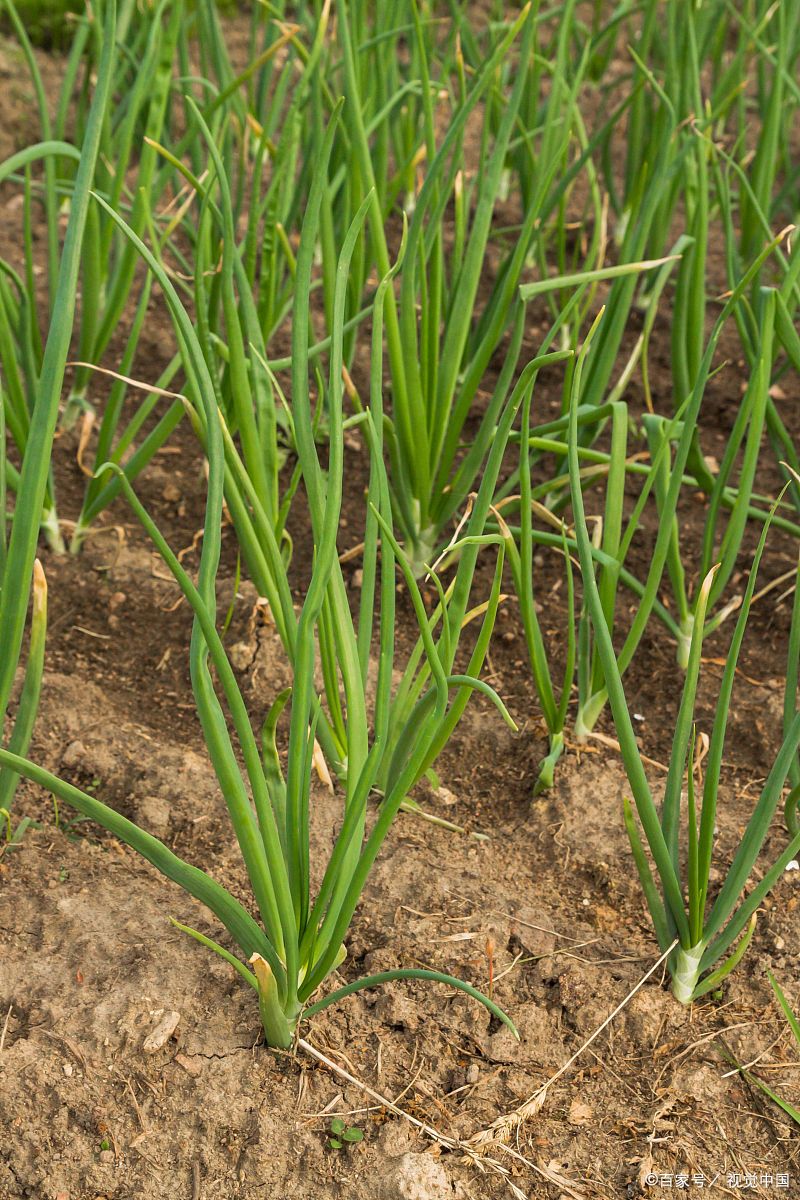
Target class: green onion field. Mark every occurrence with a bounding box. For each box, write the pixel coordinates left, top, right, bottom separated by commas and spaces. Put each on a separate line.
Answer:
1, 2, 800, 1195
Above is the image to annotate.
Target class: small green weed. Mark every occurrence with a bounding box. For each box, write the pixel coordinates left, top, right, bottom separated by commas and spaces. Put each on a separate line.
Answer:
328, 1117, 363, 1150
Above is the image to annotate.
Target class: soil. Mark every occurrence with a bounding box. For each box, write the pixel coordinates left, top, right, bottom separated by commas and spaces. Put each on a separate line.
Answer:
2, 13, 800, 1200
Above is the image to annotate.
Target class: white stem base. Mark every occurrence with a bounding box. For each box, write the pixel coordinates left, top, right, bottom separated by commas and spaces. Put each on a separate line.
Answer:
574, 691, 607, 742
41, 508, 65, 555
676, 614, 694, 671
671, 942, 704, 1004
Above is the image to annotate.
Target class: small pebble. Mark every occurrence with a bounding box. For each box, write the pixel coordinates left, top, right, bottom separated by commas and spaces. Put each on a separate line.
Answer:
143, 1010, 181, 1054
174, 1053, 202, 1078
61, 740, 87, 768
99, 1150, 114, 1164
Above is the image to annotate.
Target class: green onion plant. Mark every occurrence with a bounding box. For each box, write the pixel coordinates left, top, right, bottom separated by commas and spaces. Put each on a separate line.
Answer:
0, 0, 115, 807
569, 315, 800, 1004
134, 94, 530, 800
559, 233, 793, 746
0, 0, 193, 551
338, 2, 590, 570
0, 100, 518, 1049
494, 258, 684, 789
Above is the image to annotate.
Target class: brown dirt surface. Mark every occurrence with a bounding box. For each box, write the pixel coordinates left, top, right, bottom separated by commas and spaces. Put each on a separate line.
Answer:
2, 12, 800, 1200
